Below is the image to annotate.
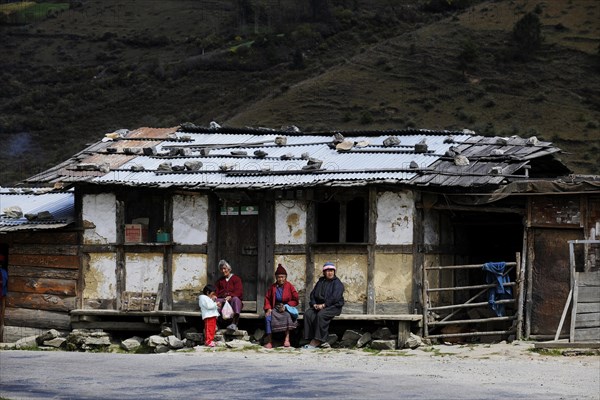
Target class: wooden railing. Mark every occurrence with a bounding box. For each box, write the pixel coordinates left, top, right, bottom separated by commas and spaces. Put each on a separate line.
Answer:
422, 253, 524, 341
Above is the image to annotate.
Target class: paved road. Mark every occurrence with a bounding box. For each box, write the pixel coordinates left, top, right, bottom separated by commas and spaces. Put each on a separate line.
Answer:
1, 347, 599, 399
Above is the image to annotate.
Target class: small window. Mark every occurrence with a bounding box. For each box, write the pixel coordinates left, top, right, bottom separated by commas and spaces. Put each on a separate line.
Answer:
123, 191, 165, 243
315, 196, 366, 243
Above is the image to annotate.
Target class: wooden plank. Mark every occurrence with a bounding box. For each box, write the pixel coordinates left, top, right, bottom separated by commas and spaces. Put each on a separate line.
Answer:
9, 276, 77, 296
429, 316, 515, 325
7, 231, 78, 244
427, 330, 514, 339
570, 274, 579, 342
305, 197, 315, 309
575, 312, 600, 328
555, 288, 573, 341
7, 293, 77, 312
71, 321, 160, 331
426, 262, 517, 270
4, 307, 71, 330
9, 254, 79, 269
8, 265, 79, 280
366, 187, 376, 315
577, 273, 600, 286
574, 327, 600, 342
335, 314, 422, 321
427, 282, 516, 292
578, 303, 600, 313
577, 286, 600, 303
154, 283, 163, 311
534, 341, 600, 349
273, 244, 307, 254
516, 251, 525, 341
10, 244, 79, 256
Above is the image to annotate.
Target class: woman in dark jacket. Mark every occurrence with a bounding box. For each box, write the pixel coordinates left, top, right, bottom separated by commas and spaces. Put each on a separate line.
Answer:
302, 262, 344, 349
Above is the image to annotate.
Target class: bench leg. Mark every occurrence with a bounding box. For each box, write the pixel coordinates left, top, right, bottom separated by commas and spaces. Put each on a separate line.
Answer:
171, 316, 186, 339
397, 321, 410, 349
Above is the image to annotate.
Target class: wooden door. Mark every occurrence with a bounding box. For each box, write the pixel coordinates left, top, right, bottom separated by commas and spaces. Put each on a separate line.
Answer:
530, 228, 583, 336
216, 202, 259, 310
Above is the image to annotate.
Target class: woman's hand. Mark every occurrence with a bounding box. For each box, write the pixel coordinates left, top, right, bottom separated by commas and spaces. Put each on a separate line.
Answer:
265, 309, 272, 316
313, 303, 325, 310
225, 296, 232, 302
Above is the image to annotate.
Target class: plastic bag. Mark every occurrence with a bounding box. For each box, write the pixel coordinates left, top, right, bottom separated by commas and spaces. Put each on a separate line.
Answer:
221, 300, 234, 320
284, 304, 299, 319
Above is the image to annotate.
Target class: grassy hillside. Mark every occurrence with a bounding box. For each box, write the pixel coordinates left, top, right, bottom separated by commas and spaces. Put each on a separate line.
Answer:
0, 0, 599, 185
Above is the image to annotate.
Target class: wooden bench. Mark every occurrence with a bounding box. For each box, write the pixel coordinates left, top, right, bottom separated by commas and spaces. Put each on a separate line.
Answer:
70, 309, 422, 348
233, 313, 422, 348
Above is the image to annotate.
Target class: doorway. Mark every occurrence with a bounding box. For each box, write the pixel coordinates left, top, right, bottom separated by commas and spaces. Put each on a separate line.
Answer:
216, 201, 259, 310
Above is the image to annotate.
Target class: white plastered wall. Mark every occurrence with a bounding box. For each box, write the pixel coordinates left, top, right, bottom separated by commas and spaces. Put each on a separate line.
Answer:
82, 193, 116, 244
275, 200, 307, 245
173, 253, 207, 302
376, 191, 415, 245
84, 253, 117, 301
125, 253, 163, 293
173, 194, 209, 245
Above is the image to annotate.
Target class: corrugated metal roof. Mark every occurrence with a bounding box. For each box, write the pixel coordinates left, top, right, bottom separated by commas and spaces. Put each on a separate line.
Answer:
24, 126, 569, 190
0, 189, 75, 232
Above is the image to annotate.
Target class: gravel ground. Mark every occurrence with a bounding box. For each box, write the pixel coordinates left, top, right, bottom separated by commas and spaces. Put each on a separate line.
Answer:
1, 341, 599, 400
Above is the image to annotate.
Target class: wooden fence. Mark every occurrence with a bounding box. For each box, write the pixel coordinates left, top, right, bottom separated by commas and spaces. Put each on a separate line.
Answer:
422, 253, 524, 341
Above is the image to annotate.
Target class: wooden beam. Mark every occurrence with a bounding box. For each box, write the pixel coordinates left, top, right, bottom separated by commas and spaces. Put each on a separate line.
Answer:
71, 321, 160, 331
7, 293, 76, 312
9, 254, 79, 269
9, 277, 76, 296
366, 187, 376, 314
305, 194, 315, 309
8, 266, 79, 280
116, 199, 126, 310
4, 307, 71, 330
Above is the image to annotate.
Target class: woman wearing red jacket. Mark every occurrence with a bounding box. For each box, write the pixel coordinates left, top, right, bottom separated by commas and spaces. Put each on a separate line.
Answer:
263, 264, 299, 348
215, 259, 243, 331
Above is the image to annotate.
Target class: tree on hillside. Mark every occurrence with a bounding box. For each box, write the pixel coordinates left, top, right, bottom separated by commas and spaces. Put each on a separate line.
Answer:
512, 12, 543, 58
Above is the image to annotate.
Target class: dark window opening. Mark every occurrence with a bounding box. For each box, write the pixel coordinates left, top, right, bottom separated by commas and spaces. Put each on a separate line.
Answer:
346, 198, 365, 242
123, 191, 165, 242
316, 202, 339, 242
316, 196, 366, 243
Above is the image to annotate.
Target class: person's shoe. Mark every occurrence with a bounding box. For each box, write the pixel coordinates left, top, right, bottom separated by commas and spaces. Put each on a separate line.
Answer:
320, 342, 331, 349
301, 344, 317, 350
264, 342, 273, 349
283, 340, 291, 348
207, 342, 215, 348
227, 323, 238, 331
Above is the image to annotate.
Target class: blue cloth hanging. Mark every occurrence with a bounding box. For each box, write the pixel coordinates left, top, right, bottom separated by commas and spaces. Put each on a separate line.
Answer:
0, 268, 8, 298
482, 262, 512, 317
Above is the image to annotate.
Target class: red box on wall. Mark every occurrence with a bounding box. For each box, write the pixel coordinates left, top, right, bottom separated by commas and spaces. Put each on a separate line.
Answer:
125, 224, 148, 243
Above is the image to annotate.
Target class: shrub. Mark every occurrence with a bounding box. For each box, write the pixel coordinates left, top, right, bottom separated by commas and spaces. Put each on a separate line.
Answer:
513, 12, 543, 56
360, 110, 374, 124
458, 39, 479, 71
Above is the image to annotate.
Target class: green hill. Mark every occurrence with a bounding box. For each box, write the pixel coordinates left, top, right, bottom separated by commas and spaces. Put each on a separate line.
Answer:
1, 0, 599, 185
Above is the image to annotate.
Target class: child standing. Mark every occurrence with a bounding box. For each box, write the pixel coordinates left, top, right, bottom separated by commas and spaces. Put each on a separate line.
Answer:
199, 284, 219, 347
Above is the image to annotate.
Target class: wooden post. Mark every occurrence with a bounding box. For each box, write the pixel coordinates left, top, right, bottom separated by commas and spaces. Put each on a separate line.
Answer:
366, 187, 377, 314
397, 321, 410, 349
525, 228, 534, 338
516, 252, 525, 340
305, 195, 315, 309
555, 289, 573, 341
116, 199, 126, 310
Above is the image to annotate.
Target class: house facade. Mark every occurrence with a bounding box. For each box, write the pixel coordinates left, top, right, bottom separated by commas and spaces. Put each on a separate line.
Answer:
2, 125, 597, 341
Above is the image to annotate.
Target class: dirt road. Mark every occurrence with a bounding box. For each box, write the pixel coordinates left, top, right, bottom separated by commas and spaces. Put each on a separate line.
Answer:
1, 341, 598, 399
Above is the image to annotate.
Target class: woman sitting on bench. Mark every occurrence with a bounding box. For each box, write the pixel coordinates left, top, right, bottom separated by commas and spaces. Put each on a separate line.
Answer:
302, 262, 345, 349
